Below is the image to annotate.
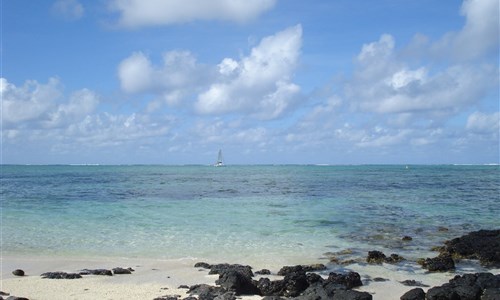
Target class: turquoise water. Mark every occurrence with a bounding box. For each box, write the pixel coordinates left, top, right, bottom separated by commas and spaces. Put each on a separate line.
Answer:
1, 165, 499, 266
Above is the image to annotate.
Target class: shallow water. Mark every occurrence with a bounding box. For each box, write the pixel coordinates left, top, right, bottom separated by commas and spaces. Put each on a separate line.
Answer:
1, 165, 499, 267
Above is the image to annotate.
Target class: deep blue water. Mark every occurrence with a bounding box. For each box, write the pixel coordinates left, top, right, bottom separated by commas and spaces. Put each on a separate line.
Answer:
1, 165, 499, 266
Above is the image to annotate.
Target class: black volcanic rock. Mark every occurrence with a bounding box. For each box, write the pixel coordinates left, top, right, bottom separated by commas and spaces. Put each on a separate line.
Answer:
282, 270, 309, 297
327, 272, 362, 289
79, 269, 113, 276
41, 272, 82, 279
112, 267, 133, 274
482, 288, 500, 300
209, 263, 254, 278
424, 272, 500, 300
255, 277, 284, 296
420, 254, 455, 272
255, 269, 271, 275
12, 269, 25, 276
400, 288, 425, 300
277, 265, 305, 276
366, 251, 386, 264
399, 280, 429, 287
442, 229, 500, 266
194, 262, 211, 269
332, 289, 372, 300
188, 284, 225, 299
367, 251, 405, 264
215, 270, 260, 295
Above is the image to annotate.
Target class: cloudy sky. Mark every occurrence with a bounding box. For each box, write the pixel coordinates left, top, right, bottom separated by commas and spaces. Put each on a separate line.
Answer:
2, 0, 499, 164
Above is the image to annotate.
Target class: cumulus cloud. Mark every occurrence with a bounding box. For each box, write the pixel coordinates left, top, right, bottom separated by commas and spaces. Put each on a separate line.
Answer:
44, 89, 100, 128
118, 25, 303, 119
1, 77, 175, 160
466, 111, 500, 134
51, 0, 84, 21
1, 77, 62, 126
110, 0, 276, 28
118, 50, 213, 109
1, 77, 100, 131
408, 0, 499, 61
195, 24, 303, 119
346, 34, 498, 117
64, 113, 173, 148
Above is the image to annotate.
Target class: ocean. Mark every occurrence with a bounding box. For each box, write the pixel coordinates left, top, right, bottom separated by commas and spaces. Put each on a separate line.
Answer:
1, 165, 499, 268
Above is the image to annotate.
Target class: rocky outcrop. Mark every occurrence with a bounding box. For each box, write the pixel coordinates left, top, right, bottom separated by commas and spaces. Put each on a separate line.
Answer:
441, 229, 500, 267
398, 272, 500, 300
215, 270, 260, 295
419, 254, 455, 272
190, 263, 369, 299
207, 263, 254, 278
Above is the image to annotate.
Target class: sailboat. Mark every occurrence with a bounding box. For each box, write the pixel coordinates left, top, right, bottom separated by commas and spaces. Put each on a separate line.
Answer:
214, 149, 224, 167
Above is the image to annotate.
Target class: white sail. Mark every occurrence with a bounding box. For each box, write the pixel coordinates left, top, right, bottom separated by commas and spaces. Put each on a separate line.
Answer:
214, 149, 224, 167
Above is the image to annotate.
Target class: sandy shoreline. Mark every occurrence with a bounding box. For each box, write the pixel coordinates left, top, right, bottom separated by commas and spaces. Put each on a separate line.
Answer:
3, 254, 494, 300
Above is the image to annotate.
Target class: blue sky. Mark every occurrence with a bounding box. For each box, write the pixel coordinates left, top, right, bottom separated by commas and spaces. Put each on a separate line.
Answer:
2, 0, 499, 165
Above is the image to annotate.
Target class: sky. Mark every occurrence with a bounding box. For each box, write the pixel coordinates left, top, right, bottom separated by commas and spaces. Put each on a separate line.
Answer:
1, 0, 499, 165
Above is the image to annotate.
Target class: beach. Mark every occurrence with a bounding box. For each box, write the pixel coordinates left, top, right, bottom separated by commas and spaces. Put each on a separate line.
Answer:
2, 250, 499, 299
1, 165, 499, 299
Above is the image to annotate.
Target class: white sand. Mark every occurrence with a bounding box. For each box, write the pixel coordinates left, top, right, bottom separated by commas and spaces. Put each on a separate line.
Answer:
1, 255, 496, 300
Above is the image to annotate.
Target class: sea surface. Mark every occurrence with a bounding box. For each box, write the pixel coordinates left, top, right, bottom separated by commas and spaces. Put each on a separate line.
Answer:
1, 165, 499, 267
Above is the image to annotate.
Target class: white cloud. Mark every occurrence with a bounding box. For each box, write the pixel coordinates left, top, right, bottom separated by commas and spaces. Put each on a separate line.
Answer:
1, 77, 62, 126
346, 34, 498, 116
1, 77, 175, 156
118, 52, 154, 93
118, 50, 208, 101
195, 24, 303, 119
52, 0, 84, 21
408, 0, 499, 61
466, 111, 500, 134
451, 0, 499, 60
65, 113, 173, 147
118, 25, 303, 119
110, 0, 276, 28
44, 89, 100, 128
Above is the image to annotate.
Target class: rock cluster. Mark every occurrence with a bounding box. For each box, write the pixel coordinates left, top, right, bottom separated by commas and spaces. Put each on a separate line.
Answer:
441, 229, 500, 267
184, 263, 371, 300
40, 267, 135, 279
401, 273, 500, 300
418, 229, 500, 272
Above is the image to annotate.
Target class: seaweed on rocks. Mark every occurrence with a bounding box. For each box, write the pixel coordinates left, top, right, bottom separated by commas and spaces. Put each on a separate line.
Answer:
366, 251, 405, 264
